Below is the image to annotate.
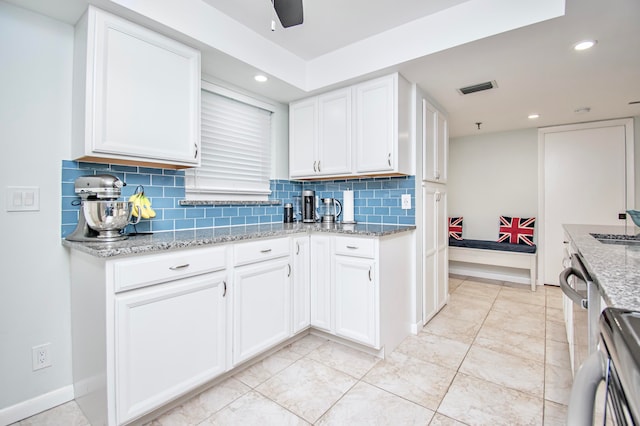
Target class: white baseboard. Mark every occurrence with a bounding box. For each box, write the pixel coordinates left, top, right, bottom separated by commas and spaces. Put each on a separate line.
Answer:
449, 264, 532, 286
0, 385, 74, 426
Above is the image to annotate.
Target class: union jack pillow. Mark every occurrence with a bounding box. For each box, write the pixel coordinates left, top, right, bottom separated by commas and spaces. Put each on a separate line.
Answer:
448, 217, 463, 240
498, 216, 535, 246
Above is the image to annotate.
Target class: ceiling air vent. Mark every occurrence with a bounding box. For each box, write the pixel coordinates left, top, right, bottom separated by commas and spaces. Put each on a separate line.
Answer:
457, 80, 497, 95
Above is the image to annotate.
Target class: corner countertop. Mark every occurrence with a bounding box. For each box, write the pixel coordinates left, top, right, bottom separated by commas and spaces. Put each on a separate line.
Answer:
62, 222, 416, 258
563, 224, 640, 311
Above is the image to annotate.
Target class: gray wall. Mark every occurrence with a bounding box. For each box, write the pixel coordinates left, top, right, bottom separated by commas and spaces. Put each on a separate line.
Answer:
0, 1, 74, 411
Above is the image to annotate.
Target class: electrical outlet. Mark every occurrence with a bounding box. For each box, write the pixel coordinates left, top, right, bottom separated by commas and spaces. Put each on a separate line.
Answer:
32, 343, 51, 371
401, 194, 411, 210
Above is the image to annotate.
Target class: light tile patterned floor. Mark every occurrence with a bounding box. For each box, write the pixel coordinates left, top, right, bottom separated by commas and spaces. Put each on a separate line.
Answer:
15, 276, 572, 425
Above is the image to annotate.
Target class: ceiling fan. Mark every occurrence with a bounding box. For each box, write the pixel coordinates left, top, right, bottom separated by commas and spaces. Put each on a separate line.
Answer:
272, 0, 304, 28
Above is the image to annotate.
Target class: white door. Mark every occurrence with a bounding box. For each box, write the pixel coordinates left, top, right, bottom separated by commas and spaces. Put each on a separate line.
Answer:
232, 257, 291, 364
292, 236, 311, 333
334, 255, 378, 347
318, 88, 352, 176
310, 235, 333, 332
422, 184, 448, 324
541, 119, 634, 285
114, 272, 226, 424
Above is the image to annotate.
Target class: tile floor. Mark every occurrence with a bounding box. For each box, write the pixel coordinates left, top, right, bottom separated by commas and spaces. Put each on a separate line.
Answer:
15, 276, 573, 425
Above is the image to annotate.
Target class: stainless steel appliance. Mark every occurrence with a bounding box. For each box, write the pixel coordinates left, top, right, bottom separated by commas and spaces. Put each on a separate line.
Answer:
319, 197, 342, 223
66, 174, 137, 242
568, 308, 640, 424
559, 252, 601, 374
302, 190, 316, 223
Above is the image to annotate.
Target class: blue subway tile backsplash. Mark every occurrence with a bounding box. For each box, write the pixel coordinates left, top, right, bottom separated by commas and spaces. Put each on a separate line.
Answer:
61, 160, 415, 237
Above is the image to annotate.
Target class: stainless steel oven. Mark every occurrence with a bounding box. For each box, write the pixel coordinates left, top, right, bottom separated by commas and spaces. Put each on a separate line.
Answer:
559, 252, 601, 374
568, 308, 640, 425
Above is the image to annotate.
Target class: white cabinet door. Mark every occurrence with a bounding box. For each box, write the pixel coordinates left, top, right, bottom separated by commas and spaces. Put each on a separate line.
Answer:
317, 88, 352, 176
355, 75, 395, 173
334, 255, 378, 347
114, 272, 226, 424
232, 257, 291, 364
423, 100, 448, 183
310, 235, 333, 332
423, 184, 448, 324
289, 98, 317, 177
292, 236, 311, 333
74, 6, 200, 167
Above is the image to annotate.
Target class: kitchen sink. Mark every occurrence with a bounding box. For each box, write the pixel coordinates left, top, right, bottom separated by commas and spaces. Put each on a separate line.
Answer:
590, 233, 640, 245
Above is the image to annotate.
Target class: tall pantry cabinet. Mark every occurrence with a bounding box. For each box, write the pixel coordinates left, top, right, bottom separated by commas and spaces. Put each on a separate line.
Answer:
421, 99, 449, 324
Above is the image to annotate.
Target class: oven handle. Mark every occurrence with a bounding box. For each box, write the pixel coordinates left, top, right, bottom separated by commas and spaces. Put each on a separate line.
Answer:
559, 266, 589, 309
567, 350, 607, 425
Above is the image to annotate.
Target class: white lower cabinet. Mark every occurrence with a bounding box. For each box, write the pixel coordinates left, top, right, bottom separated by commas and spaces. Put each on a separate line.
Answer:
423, 183, 448, 324
310, 235, 333, 332
292, 236, 311, 333
114, 272, 227, 424
232, 238, 292, 365
334, 255, 378, 347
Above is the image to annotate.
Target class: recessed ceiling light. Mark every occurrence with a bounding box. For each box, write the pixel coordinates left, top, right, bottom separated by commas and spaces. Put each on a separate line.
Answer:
574, 40, 597, 51
254, 74, 268, 83
528, 114, 540, 119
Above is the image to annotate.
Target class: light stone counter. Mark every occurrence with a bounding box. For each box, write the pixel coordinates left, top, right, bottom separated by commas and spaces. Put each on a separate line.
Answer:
563, 224, 640, 311
62, 222, 416, 258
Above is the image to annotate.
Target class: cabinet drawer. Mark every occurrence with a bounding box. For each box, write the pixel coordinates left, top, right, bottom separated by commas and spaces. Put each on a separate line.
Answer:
112, 246, 227, 292
334, 236, 376, 258
234, 237, 290, 266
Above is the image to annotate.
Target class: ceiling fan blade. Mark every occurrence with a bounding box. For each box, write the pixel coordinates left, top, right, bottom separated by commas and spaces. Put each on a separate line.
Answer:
273, 0, 304, 28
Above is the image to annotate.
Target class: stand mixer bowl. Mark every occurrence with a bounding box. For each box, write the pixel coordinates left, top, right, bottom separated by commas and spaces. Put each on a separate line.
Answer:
83, 200, 134, 239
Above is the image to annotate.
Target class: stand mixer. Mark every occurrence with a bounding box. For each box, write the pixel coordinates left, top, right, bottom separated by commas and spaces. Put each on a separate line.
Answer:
66, 174, 138, 242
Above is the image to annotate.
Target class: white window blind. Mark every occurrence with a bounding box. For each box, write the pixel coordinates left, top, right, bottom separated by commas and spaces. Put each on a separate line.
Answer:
186, 89, 272, 198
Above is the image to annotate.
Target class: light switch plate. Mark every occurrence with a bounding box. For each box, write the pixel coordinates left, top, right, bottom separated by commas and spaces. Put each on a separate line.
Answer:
6, 186, 40, 212
401, 194, 411, 210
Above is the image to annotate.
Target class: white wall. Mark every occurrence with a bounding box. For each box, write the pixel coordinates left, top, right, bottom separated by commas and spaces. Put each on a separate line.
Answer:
0, 1, 74, 419
448, 128, 539, 241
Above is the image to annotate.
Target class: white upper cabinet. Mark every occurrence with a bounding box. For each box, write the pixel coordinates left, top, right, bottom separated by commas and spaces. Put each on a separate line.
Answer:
72, 6, 201, 168
422, 99, 448, 183
289, 88, 352, 178
289, 73, 413, 180
354, 73, 412, 176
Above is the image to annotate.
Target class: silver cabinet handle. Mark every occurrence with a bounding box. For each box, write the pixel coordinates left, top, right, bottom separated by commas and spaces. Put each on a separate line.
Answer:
387, 153, 391, 167
435, 170, 440, 180
194, 142, 198, 159
313, 161, 317, 172
368, 266, 373, 282
559, 267, 588, 309
317, 161, 321, 172
260, 249, 272, 253
169, 264, 190, 270
223, 281, 227, 297
287, 264, 291, 277
346, 245, 359, 250
296, 242, 300, 255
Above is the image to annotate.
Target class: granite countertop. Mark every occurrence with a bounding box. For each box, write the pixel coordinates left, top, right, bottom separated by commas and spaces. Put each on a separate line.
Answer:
62, 222, 416, 258
563, 224, 640, 311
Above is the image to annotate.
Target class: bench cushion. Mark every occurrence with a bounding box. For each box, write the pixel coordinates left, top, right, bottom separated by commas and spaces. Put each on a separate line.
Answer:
449, 238, 537, 254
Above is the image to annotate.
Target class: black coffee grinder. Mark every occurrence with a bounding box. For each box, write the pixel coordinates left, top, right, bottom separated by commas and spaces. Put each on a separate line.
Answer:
302, 190, 316, 223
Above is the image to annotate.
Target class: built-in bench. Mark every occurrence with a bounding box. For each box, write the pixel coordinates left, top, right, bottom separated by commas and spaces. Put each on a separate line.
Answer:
448, 238, 537, 291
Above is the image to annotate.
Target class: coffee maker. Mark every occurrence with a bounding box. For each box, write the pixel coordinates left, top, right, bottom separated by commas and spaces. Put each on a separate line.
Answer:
66, 174, 137, 242
302, 190, 316, 223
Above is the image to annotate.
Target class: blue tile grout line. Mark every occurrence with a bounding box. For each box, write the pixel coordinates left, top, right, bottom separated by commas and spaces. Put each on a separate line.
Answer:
61, 160, 416, 237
